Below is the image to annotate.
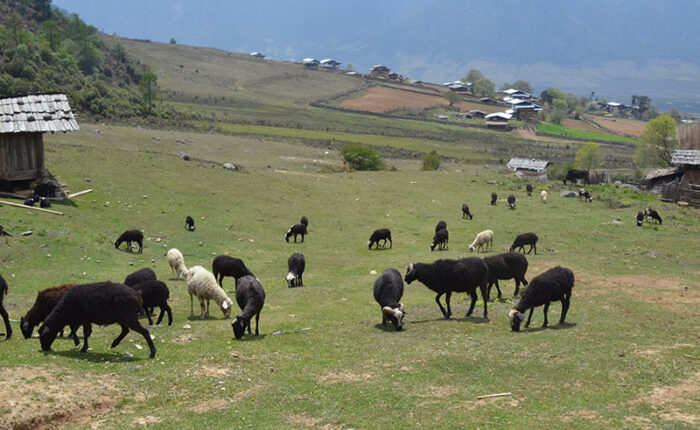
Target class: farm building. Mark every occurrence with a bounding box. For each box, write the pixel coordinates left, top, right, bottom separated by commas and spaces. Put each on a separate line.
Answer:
657, 149, 700, 207
0, 94, 79, 198
370, 65, 390, 79
320, 59, 341, 69
485, 112, 512, 131
249, 52, 265, 58
303, 58, 319, 68
502, 88, 533, 100
506, 158, 552, 180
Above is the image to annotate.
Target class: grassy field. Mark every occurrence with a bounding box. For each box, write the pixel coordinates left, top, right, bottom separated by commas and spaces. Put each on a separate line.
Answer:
537, 122, 637, 144
0, 124, 698, 429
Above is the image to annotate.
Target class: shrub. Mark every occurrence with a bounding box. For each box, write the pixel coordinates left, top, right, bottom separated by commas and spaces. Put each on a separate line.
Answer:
421, 150, 441, 171
341, 145, 384, 171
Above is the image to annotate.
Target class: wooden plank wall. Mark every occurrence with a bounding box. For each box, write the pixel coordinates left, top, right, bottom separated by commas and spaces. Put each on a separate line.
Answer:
0, 133, 43, 180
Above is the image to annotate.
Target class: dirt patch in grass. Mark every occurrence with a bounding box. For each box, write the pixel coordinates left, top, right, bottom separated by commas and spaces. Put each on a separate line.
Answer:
196, 364, 233, 378
187, 387, 256, 414
0, 365, 119, 430
287, 413, 343, 429
132, 415, 162, 426
628, 371, 700, 426
424, 385, 462, 398
171, 334, 198, 344
317, 370, 375, 385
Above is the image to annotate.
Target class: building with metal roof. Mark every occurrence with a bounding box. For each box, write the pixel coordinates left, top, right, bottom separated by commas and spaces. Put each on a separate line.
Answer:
506, 157, 552, 180
671, 149, 700, 166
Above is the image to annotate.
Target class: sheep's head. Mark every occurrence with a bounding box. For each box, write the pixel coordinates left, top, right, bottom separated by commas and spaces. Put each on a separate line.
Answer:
382, 303, 405, 331
430, 241, 436, 252
367, 240, 373, 250
286, 272, 297, 288
38, 324, 58, 351
20, 317, 33, 339
231, 316, 248, 339
114, 238, 121, 249
404, 263, 417, 284
468, 245, 476, 252
509, 309, 525, 332
220, 299, 232, 318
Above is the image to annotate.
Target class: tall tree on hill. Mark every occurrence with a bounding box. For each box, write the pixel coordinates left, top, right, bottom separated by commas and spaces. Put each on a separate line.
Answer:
540, 87, 566, 105
575, 142, 601, 172
40, 19, 60, 50
443, 91, 461, 106
461, 69, 484, 84
139, 72, 158, 114
550, 99, 568, 125
634, 114, 679, 166
500, 80, 533, 94
473, 78, 495, 98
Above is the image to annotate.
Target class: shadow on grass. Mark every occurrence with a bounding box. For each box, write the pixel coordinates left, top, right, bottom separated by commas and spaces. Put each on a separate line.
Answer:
235, 334, 267, 342
373, 323, 404, 332
45, 348, 147, 362
409, 315, 489, 324
54, 199, 78, 208
187, 315, 228, 321
521, 322, 577, 333
114, 247, 142, 254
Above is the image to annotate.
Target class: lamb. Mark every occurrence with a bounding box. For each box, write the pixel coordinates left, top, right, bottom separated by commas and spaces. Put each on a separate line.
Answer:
645, 208, 662, 224
231, 275, 266, 339
114, 229, 143, 253
131, 280, 173, 326
39, 197, 51, 208
300, 216, 309, 228
509, 232, 538, 255
167, 248, 188, 279
435, 220, 447, 232
541, 190, 548, 203
285, 223, 308, 243
38, 282, 156, 358
24, 197, 36, 206
526, 184, 533, 196
461, 204, 473, 220
636, 211, 645, 227
468, 229, 494, 253
185, 266, 234, 319
373, 268, 405, 331
20, 284, 78, 340
430, 228, 449, 251
490, 192, 497, 205
483, 252, 528, 299
368, 228, 392, 250
212, 255, 254, 287
507, 194, 516, 209
286, 253, 306, 288
404, 258, 489, 319
578, 188, 593, 202
578, 188, 586, 201
563, 169, 590, 185
1, 275, 11, 339
509, 266, 574, 332
124, 268, 157, 287
185, 215, 195, 231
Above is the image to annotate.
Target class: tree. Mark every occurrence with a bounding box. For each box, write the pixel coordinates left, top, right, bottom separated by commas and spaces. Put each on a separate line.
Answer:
462, 69, 484, 84
473, 78, 495, 98
41, 20, 60, 50
345, 63, 354, 72
421, 150, 441, 171
138, 72, 158, 114
575, 142, 601, 172
341, 145, 384, 171
540, 87, 565, 105
443, 91, 461, 106
550, 98, 568, 125
169, 38, 177, 44
634, 114, 679, 166
512, 80, 533, 94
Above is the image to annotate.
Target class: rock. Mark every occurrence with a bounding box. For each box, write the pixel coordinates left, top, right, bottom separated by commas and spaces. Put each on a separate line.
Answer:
560, 191, 577, 198
183, 324, 191, 329
487, 180, 497, 184
614, 180, 622, 188
611, 220, 623, 225
20, 231, 33, 236
124, 352, 134, 358
370, 270, 377, 275
223, 162, 236, 171
180, 152, 190, 161
621, 184, 639, 190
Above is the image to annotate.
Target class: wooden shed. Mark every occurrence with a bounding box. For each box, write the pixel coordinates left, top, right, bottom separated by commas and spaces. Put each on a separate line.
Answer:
506, 157, 552, 180
0, 94, 79, 198
660, 150, 700, 207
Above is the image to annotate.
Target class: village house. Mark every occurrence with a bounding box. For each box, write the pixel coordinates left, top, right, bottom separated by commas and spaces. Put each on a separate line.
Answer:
302, 58, 319, 68
249, 52, 265, 58
320, 59, 341, 69
484, 112, 512, 130
370, 64, 390, 79
501, 88, 533, 100
506, 158, 552, 180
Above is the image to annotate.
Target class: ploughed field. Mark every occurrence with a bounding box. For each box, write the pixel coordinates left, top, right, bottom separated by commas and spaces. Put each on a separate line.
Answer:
0, 125, 698, 429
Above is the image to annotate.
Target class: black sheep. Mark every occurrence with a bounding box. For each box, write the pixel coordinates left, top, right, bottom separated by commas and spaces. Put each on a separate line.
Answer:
526, 184, 533, 196
131, 280, 173, 326
124, 268, 157, 287
300, 216, 309, 228
1, 275, 11, 339
38, 282, 157, 358
510, 232, 538, 255
461, 204, 473, 220
373, 268, 405, 331
435, 220, 447, 232
645, 208, 662, 224
483, 252, 529, 299
20, 284, 79, 340
231, 275, 266, 339
636, 211, 645, 227
212, 255, 254, 288
23, 197, 36, 207
563, 169, 590, 185
404, 258, 489, 319
430, 228, 449, 251
0, 225, 11, 237
584, 190, 592, 202
491, 192, 497, 206
509, 266, 574, 332
286, 253, 306, 288
285, 223, 307, 243
114, 229, 143, 253
39, 197, 51, 208
507, 194, 516, 209
185, 215, 195, 231
368, 228, 392, 250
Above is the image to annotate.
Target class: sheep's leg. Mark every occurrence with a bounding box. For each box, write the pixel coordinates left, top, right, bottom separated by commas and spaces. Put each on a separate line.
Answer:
145, 307, 154, 326
127, 319, 156, 359
524, 308, 534, 328
388, 238, 392, 249
542, 302, 550, 328
301, 233, 304, 243
381, 314, 387, 325
480, 282, 489, 319
138, 241, 143, 254
111, 323, 129, 348
559, 294, 570, 325
1, 305, 12, 339
465, 290, 477, 316
434, 292, 449, 318
299, 274, 303, 287
189, 293, 194, 316
494, 280, 502, 299
254, 312, 260, 336
200, 299, 207, 319
67, 324, 80, 346
247, 319, 252, 335
81, 323, 92, 352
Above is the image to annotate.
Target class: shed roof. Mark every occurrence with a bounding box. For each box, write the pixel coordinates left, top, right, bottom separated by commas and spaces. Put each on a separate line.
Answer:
506, 158, 551, 172
485, 112, 512, 120
671, 149, 700, 165
644, 166, 683, 180
0, 94, 79, 134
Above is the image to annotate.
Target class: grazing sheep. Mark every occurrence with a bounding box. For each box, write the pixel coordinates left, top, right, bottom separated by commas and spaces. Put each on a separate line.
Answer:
212, 255, 254, 287
461, 204, 473, 220
39, 197, 51, 208
368, 228, 392, 250
491, 192, 497, 205
167, 248, 188, 279
185, 215, 195, 231
435, 220, 447, 232
20, 284, 78, 340
231, 275, 266, 339
468, 229, 494, 253
185, 266, 234, 319
300, 216, 309, 228
114, 229, 143, 253
404, 258, 489, 319
24, 197, 36, 207
578, 188, 586, 201
483, 253, 528, 299
541, 190, 548, 203
584, 190, 592, 202
38, 282, 157, 358
1, 275, 11, 339
636, 211, 645, 227
507, 194, 516, 209
0, 225, 11, 237
563, 169, 590, 185
124, 268, 157, 287
645, 208, 662, 224
509, 232, 538, 255
430, 228, 449, 251
131, 280, 173, 326
286, 253, 306, 288
285, 223, 308, 243
509, 266, 574, 332
373, 268, 405, 331
526, 184, 533, 196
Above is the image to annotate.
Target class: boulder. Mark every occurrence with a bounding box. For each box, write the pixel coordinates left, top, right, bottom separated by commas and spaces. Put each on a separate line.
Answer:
560, 191, 577, 198
223, 163, 236, 171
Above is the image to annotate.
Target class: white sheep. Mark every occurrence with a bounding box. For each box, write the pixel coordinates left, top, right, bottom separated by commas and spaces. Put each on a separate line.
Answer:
468, 229, 494, 253
541, 190, 548, 204
184, 266, 233, 319
167, 248, 188, 279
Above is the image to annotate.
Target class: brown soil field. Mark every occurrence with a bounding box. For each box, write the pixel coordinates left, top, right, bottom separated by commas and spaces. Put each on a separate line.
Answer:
585, 115, 647, 137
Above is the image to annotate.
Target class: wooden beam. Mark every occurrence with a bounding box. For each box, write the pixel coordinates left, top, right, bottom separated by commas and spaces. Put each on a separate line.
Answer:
67, 189, 93, 199
0, 200, 64, 215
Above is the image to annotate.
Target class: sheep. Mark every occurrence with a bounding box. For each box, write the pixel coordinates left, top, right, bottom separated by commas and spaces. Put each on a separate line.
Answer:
212, 255, 254, 287
404, 258, 489, 319
300, 216, 309, 228
38, 282, 157, 358
24, 197, 36, 207
584, 190, 592, 202
114, 229, 143, 253
430, 228, 449, 251
490, 192, 497, 205
563, 169, 590, 185
645, 208, 663, 224
185, 215, 195, 231
0, 225, 11, 237
231, 275, 266, 339
1, 275, 11, 339
185, 266, 234, 319
526, 184, 533, 196
483, 252, 528, 299
368, 228, 392, 250
124, 268, 157, 287
461, 204, 473, 220
509, 266, 574, 332
509, 232, 538, 255
373, 268, 405, 331
435, 220, 447, 232
285, 223, 308, 243
636, 211, 645, 227
578, 188, 586, 201
39, 197, 51, 208
20, 284, 79, 340
507, 194, 516, 209
541, 190, 548, 203
286, 253, 306, 288
131, 280, 173, 326
468, 229, 494, 253
167, 248, 188, 279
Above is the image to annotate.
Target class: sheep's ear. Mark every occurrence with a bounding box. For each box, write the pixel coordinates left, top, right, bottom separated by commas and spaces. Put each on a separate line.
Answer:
222, 301, 229, 310
232, 317, 238, 325
399, 303, 405, 312
408, 263, 414, 273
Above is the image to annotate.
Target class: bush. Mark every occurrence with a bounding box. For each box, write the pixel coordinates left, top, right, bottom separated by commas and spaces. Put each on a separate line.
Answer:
421, 150, 441, 171
341, 145, 384, 171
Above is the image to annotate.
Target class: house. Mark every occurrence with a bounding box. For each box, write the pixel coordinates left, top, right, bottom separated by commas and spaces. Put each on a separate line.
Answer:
506, 158, 552, 180
485, 112, 512, 130
502, 88, 533, 100
303, 58, 319, 68
605, 102, 627, 114
249, 52, 265, 58
320, 59, 341, 69
653, 150, 700, 207
370, 64, 390, 79
469, 110, 486, 119
388, 72, 403, 81
0, 94, 79, 198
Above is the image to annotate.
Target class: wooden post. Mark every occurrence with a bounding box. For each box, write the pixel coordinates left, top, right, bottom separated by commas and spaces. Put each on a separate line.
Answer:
0, 200, 64, 215
67, 189, 93, 199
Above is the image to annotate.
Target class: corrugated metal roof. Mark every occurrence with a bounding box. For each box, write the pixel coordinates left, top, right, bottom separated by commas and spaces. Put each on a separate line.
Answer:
485, 112, 512, 120
671, 149, 700, 165
507, 158, 551, 171
0, 94, 79, 134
